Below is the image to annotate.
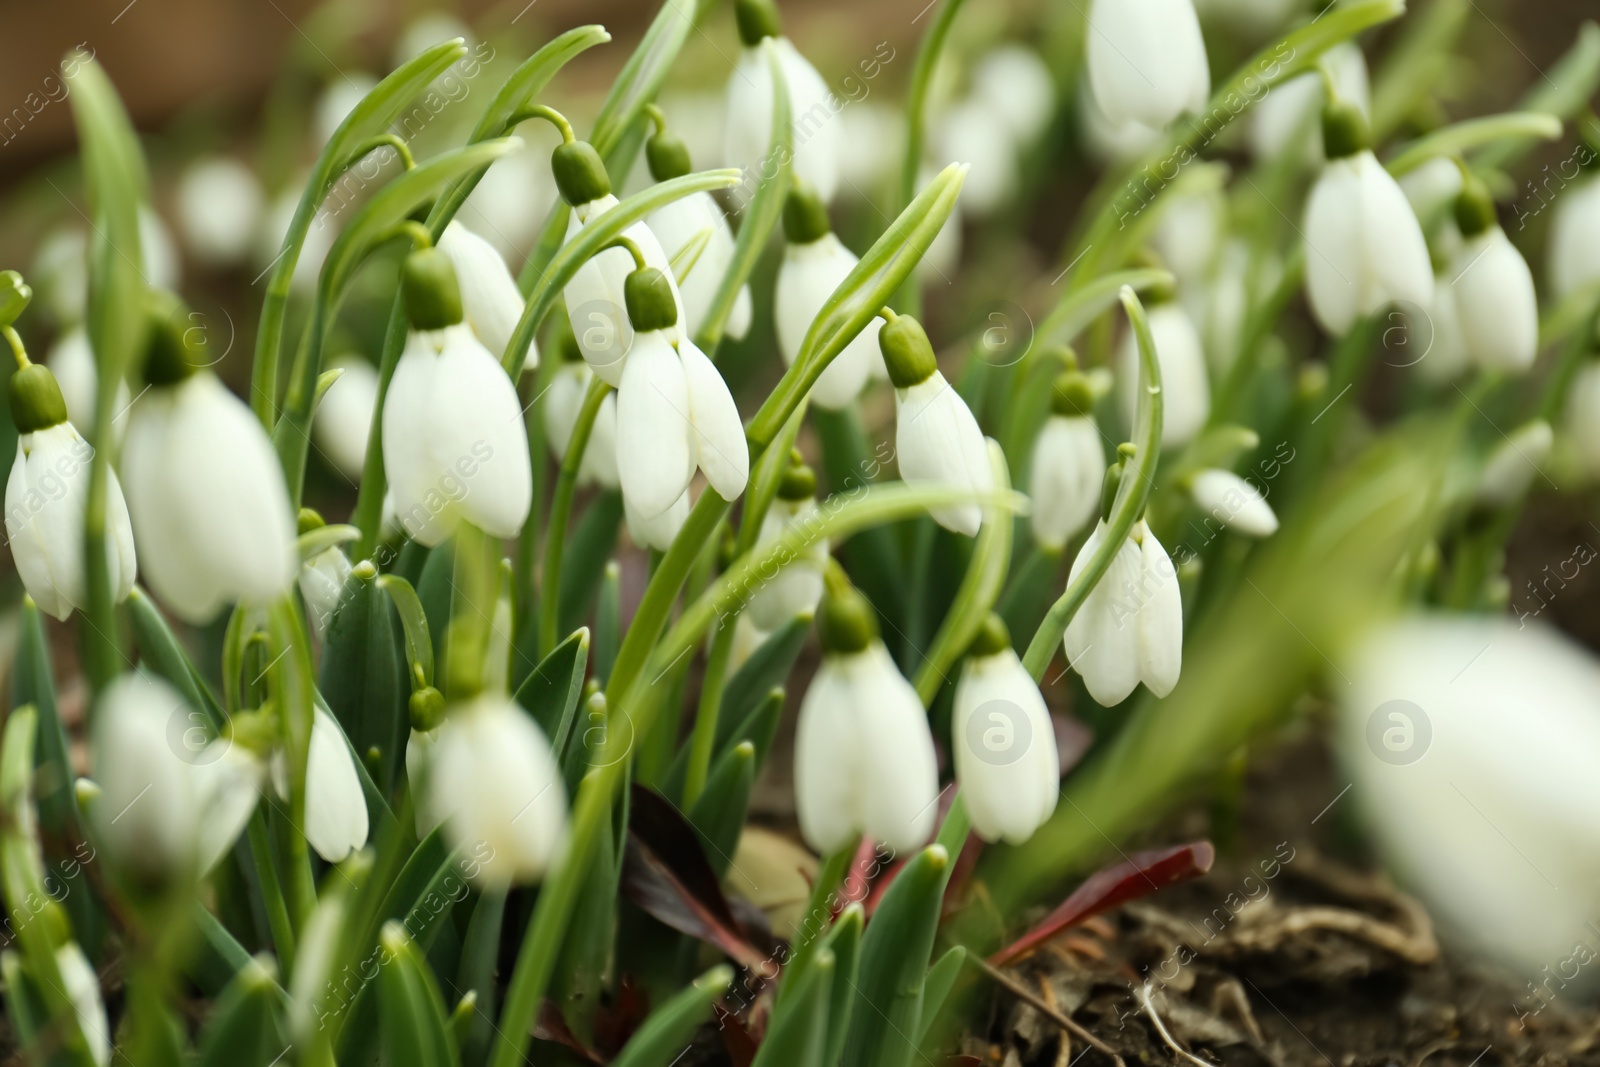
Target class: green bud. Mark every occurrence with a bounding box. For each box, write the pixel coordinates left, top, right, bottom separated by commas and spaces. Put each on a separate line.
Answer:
552, 140, 612, 206
227, 706, 280, 757
1321, 100, 1369, 160
1050, 371, 1094, 417
624, 267, 679, 332
735, 0, 782, 46
298, 508, 326, 535
968, 613, 1011, 658
402, 247, 464, 331
0, 270, 32, 329
1099, 459, 1125, 522
409, 686, 446, 732
818, 579, 878, 655
1453, 173, 1497, 237
143, 290, 206, 386
782, 183, 832, 244
646, 131, 692, 181
777, 451, 817, 500
9, 363, 67, 433
879, 314, 938, 388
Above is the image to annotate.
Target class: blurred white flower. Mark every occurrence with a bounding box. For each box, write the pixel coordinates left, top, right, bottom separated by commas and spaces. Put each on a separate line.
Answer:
1063, 519, 1182, 706
1548, 174, 1600, 299
1413, 275, 1471, 385
424, 694, 568, 887
953, 620, 1058, 844
936, 98, 1018, 216
563, 193, 684, 387
313, 355, 379, 481
460, 140, 559, 261
176, 155, 265, 268
299, 546, 352, 640
1474, 420, 1552, 508
1153, 186, 1224, 286
47, 326, 130, 438
1338, 615, 1600, 979
123, 371, 297, 624
1562, 361, 1600, 479
1029, 385, 1105, 552
56, 943, 110, 1067
436, 221, 529, 364
748, 492, 827, 631
393, 12, 471, 67
971, 45, 1057, 146
384, 323, 531, 547
1398, 156, 1464, 225
1250, 43, 1369, 166
1189, 468, 1278, 537
272, 705, 368, 863
1118, 300, 1210, 448
32, 228, 87, 326
626, 487, 690, 551
837, 102, 903, 188
725, 2, 839, 203
1077, 83, 1163, 167
648, 190, 752, 342
1450, 225, 1538, 374
544, 358, 620, 489
1086, 0, 1209, 129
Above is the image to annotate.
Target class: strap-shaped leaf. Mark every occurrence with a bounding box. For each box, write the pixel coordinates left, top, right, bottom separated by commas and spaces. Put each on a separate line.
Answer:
377, 922, 460, 1067
196, 956, 289, 1067
609, 964, 732, 1067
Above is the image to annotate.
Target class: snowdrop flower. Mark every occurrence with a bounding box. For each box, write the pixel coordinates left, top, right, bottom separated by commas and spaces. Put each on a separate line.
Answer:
1337, 615, 1600, 978
1063, 508, 1183, 706
393, 11, 471, 67
1078, 84, 1163, 167
139, 208, 181, 293
47, 326, 130, 436
554, 134, 684, 386
626, 489, 691, 552
90, 674, 258, 889
423, 694, 568, 887
644, 123, 752, 342
725, 0, 840, 204
383, 246, 532, 547
1473, 420, 1552, 509
1153, 186, 1224, 287
747, 454, 827, 631
56, 942, 110, 1067
953, 615, 1059, 844
1399, 156, 1464, 228
1117, 290, 1209, 448
1029, 368, 1105, 552
1548, 169, 1600, 299
881, 312, 993, 536
1250, 43, 1369, 166
543, 341, 620, 490
460, 138, 559, 260
775, 185, 884, 407
176, 155, 264, 268
1447, 176, 1538, 373
1188, 468, 1278, 537
1562, 361, 1600, 479
436, 220, 529, 365
971, 45, 1057, 147
615, 262, 748, 528
312, 355, 379, 481
936, 98, 1018, 216
272, 705, 369, 863
4, 357, 136, 620
1086, 0, 1209, 130
794, 575, 939, 853
1412, 274, 1471, 385
298, 538, 353, 640
1302, 101, 1433, 336
122, 299, 297, 624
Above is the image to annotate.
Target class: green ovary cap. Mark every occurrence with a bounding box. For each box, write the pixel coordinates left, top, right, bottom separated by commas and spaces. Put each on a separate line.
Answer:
297, 508, 326, 534
1454, 174, 1497, 237
553, 140, 612, 206
142, 289, 206, 387
403, 247, 464, 331
818, 578, 878, 655
968, 613, 1011, 658
646, 131, 692, 181
1050, 371, 1094, 416
879, 314, 938, 388
783, 183, 832, 244
777, 450, 816, 500
409, 686, 446, 732
9, 364, 67, 433
625, 268, 679, 332
735, 0, 782, 46
1321, 100, 1369, 160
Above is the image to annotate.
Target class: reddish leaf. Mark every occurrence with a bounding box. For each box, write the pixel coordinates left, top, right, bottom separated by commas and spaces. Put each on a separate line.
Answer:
716, 1005, 760, 1067
941, 831, 985, 919
533, 1000, 603, 1063
988, 840, 1215, 967
622, 786, 766, 967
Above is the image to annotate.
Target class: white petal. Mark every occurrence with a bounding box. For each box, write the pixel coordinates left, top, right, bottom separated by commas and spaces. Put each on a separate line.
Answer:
299, 546, 353, 638
1135, 525, 1183, 697
1549, 175, 1600, 299
383, 334, 459, 546
625, 488, 690, 552
313, 356, 379, 481
1452, 227, 1538, 373
564, 197, 684, 386
303, 705, 369, 863
91, 675, 203, 879
1062, 522, 1144, 706
1087, 0, 1209, 129
747, 499, 827, 630
430, 330, 533, 539
1356, 152, 1434, 315
56, 944, 110, 1067
438, 221, 528, 364
1118, 303, 1209, 447
617, 331, 695, 519
678, 336, 749, 500
895, 372, 993, 536
1030, 415, 1105, 551
193, 745, 262, 874
953, 649, 1059, 844
793, 657, 861, 853
850, 644, 940, 852
1475, 420, 1553, 508
1303, 157, 1367, 336
1190, 469, 1278, 537
726, 40, 840, 204
176, 155, 264, 267
649, 191, 741, 341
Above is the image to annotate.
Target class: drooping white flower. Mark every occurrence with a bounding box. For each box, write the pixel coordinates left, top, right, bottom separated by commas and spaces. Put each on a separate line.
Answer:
55, 943, 110, 1067
543, 357, 620, 489
747, 462, 827, 630
424, 694, 568, 887
47, 326, 130, 437
1153, 185, 1224, 287
383, 313, 532, 548
775, 187, 883, 407
1189, 468, 1278, 537
1250, 43, 1369, 166
1413, 274, 1471, 385
794, 583, 939, 853
1029, 373, 1105, 552
90, 674, 257, 885
953, 618, 1059, 845
299, 545, 353, 640
646, 152, 752, 342
883, 313, 993, 536
725, 0, 840, 204
1077, 83, 1163, 166
1117, 299, 1210, 448
626, 488, 690, 552
936, 98, 1019, 217
1562, 361, 1600, 479
971, 45, 1057, 147
1337, 615, 1600, 978
1548, 172, 1600, 299
436, 221, 529, 365
272, 705, 369, 864
1086, 0, 1209, 130
176, 155, 265, 268
1303, 107, 1434, 336
459, 138, 559, 261
1399, 156, 1464, 228
1063, 519, 1182, 706
312, 355, 379, 481
1448, 191, 1538, 373
4, 361, 136, 620
123, 369, 297, 624
1474, 420, 1553, 509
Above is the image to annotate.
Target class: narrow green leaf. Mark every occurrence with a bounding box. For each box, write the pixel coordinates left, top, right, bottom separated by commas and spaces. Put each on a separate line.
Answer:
753, 946, 831, 1067
609, 964, 732, 1067
453, 891, 506, 1066
378, 922, 460, 1067
917, 946, 967, 1043
320, 564, 408, 795
813, 407, 903, 625
510, 627, 591, 761
688, 741, 755, 876
196, 957, 288, 1067
1386, 111, 1563, 177
13, 599, 75, 839
296, 523, 360, 562
818, 906, 864, 1067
